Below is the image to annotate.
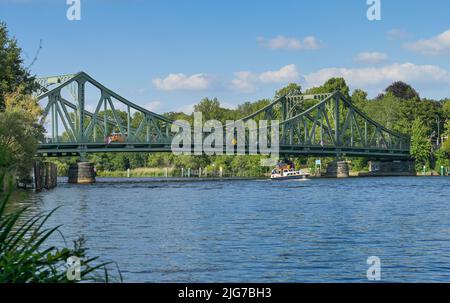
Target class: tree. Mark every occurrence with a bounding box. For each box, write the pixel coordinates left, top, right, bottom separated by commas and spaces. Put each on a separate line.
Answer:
441, 120, 450, 155
194, 98, 222, 121
0, 86, 43, 178
275, 83, 302, 98
305, 77, 350, 99
361, 93, 403, 132
0, 110, 43, 178
442, 99, 450, 119
236, 99, 270, 122
410, 118, 432, 170
351, 89, 369, 111
0, 22, 36, 109
385, 81, 419, 100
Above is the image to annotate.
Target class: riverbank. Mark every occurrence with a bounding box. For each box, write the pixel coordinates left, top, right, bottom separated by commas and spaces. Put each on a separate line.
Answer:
95, 168, 441, 180
56, 171, 446, 185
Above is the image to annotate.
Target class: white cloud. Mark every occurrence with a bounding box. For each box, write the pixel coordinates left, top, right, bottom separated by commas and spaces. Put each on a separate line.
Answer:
303, 62, 450, 94
221, 102, 237, 110
258, 35, 323, 51
179, 103, 196, 115
231, 71, 259, 93
231, 64, 300, 93
387, 29, 410, 40
144, 101, 162, 112
405, 29, 450, 56
355, 52, 388, 64
153, 73, 214, 91
259, 64, 300, 83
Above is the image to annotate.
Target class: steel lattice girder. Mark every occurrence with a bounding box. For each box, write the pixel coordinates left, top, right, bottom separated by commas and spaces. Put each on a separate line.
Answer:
36, 72, 410, 158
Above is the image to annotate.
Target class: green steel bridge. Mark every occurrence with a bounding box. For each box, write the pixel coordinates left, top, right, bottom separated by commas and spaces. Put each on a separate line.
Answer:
36, 72, 410, 159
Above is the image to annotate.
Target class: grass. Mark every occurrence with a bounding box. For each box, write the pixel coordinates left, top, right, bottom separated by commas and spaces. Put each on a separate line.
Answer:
97, 167, 176, 178
96, 167, 268, 178
0, 175, 119, 282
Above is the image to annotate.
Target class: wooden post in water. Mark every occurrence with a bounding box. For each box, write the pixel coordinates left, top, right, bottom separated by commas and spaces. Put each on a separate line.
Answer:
33, 161, 57, 191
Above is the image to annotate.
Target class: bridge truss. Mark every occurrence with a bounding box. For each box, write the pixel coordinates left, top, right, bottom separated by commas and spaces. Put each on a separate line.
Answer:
36, 72, 410, 159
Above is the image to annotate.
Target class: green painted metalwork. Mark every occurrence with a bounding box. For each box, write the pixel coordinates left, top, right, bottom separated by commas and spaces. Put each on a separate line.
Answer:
35, 72, 410, 159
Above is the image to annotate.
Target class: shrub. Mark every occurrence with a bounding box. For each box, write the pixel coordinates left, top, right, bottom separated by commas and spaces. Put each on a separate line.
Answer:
0, 176, 117, 282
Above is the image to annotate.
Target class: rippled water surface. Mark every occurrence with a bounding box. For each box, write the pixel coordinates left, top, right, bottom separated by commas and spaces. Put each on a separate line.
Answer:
20, 176, 450, 282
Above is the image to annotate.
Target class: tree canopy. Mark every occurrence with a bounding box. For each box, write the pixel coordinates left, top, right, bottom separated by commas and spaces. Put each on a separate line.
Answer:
0, 22, 36, 109
385, 81, 420, 100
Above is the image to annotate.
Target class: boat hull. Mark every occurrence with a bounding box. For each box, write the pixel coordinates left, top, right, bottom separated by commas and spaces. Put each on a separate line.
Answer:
270, 174, 309, 181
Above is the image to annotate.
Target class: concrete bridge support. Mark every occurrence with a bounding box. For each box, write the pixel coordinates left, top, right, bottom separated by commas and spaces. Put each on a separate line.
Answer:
368, 160, 416, 175
326, 161, 350, 178
68, 162, 96, 184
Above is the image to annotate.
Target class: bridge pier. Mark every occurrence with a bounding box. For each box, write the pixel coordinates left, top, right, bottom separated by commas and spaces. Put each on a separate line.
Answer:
367, 160, 416, 176
326, 161, 349, 178
68, 162, 96, 184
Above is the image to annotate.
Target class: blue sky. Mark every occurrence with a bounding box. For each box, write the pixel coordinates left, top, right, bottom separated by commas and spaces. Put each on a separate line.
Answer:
1, 0, 450, 113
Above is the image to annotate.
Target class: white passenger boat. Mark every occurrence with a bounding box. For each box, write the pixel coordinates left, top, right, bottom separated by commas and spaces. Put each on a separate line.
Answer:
270, 168, 310, 180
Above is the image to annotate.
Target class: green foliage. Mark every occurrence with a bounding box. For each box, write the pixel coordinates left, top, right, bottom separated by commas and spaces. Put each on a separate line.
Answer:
385, 81, 420, 100
360, 93, 403, 132
0, 22, 42, 181
275, 83, 302, 98
410, 118, 432, 169
0, 176, 114, 282
349, 157, 369, 172
351, 89, 368, 108
0, 22, 36, 109
434, 148, 450, 171
147, 153, 174, 168
441, 137, 450, 155
47, 159, 70, 177
164, 111, 192, 124
442, 100, 450, 119
0, 110, 43, 178
305, 77, 350, 99
236, 99, 270, 119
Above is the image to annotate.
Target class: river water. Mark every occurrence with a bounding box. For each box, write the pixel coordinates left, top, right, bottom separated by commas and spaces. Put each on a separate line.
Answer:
19, 176, 450, 282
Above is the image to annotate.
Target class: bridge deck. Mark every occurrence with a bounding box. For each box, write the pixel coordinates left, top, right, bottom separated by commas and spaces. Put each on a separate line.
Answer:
37, 143, 410, 159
